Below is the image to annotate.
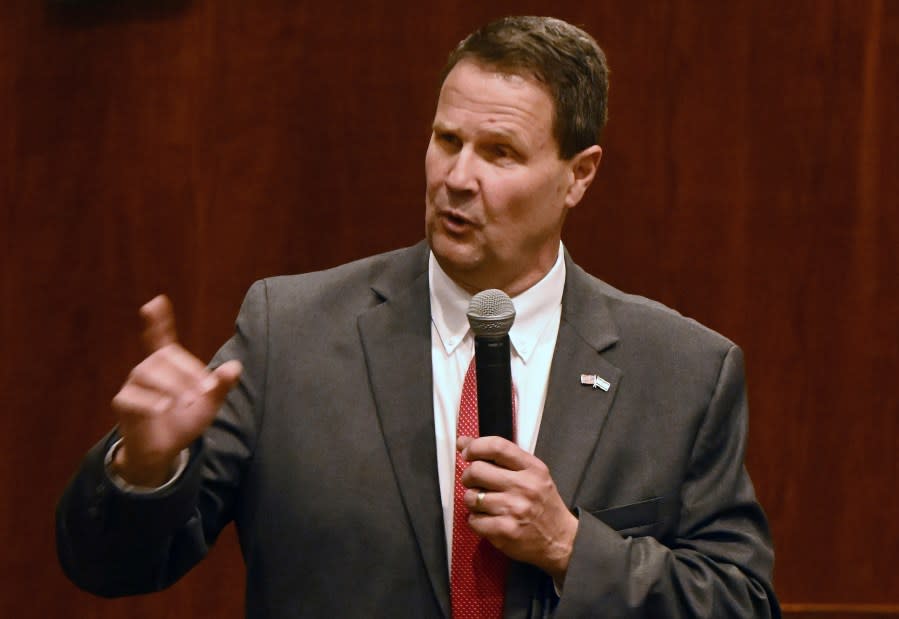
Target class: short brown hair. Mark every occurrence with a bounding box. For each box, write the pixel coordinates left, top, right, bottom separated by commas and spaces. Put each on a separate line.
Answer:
441, 16, 610, 159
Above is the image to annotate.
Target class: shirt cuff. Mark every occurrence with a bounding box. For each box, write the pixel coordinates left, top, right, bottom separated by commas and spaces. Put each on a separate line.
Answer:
103, 438, 190, 495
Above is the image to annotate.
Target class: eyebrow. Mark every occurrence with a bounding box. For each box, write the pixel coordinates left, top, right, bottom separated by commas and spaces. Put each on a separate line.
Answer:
432, 121, 523, 147
431, 120, 458, 134
479, 127, 520, 143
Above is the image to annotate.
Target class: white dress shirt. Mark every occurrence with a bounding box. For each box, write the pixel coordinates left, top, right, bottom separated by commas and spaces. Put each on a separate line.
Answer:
429, 245, 565, 566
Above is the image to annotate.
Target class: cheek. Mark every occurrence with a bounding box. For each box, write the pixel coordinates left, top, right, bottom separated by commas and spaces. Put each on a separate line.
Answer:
484, 177, 547, 219
424, 146, 443, 186
482, 179, 564, 240
520, 168, 569, 215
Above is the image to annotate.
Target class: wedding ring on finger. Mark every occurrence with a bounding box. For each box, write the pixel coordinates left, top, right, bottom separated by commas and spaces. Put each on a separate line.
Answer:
475, 490, 486, 511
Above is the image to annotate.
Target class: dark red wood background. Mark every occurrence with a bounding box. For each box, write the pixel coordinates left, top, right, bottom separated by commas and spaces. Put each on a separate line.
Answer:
2, 1, 896, 616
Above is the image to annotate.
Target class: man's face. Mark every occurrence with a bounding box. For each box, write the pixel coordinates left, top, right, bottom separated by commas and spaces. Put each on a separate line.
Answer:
425, 60, 598, 296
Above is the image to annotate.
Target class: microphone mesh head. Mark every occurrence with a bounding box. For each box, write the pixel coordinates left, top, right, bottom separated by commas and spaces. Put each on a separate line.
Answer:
467, 289, 516, 336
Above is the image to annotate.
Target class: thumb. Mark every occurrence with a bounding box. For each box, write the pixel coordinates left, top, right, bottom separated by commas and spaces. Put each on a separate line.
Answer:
457, 436, 474, 451
140, 294, 179, 352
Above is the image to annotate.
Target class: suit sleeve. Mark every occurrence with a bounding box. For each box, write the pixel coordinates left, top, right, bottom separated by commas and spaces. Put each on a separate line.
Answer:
554, 345, 780, 618
55, 280, 269, 596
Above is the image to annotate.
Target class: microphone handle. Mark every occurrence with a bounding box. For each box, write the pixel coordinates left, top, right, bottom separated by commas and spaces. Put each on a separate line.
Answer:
473, 334, 514, 441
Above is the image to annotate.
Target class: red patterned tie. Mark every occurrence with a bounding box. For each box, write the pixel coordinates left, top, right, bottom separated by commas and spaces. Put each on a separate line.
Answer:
451, 357, 510, 619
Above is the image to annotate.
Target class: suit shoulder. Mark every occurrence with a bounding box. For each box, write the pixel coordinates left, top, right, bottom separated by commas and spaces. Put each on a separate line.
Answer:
619, 286, 733, 352
571, 264, 737, 358
244, 242, 427, 316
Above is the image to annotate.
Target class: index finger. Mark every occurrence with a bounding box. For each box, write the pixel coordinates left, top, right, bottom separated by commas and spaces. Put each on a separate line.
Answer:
461, 435, 532, 471
139, 294, 178, 352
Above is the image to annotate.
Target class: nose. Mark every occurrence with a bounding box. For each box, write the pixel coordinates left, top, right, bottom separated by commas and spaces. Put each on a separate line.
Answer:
444, 147, 478, 194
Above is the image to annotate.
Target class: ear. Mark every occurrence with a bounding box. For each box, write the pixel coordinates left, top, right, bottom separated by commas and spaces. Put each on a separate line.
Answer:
563, 145, 602, 208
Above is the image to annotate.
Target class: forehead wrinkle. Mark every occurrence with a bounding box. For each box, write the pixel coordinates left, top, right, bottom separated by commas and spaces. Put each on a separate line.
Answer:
435, 61, 557, 152
435, 93, 549, 147
441, 84, 544, 122
434, 111, 544, 153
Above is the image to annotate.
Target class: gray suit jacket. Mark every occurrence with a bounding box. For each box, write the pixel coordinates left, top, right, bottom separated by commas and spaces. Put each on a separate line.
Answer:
57, 241, 779, 617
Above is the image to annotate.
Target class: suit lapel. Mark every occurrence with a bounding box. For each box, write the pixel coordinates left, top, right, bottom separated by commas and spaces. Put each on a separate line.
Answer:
357, 243, 451, 618
508, 255, 624, 616
534, 256, 622, 508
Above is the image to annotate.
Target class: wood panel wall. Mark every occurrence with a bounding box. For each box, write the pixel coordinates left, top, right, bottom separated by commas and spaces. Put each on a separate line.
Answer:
2, 1, 896, 616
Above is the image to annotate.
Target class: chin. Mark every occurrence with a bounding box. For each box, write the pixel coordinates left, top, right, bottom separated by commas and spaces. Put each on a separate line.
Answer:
430, 236, 482, 274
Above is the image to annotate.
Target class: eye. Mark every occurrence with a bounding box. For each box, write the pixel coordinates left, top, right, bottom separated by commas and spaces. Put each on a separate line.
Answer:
435, 132, 461, 150
492, 144, 513, 158
486, 143, 519, 163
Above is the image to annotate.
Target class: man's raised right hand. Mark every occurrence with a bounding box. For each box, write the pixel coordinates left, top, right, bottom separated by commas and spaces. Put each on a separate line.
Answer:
109, 295, 242, 486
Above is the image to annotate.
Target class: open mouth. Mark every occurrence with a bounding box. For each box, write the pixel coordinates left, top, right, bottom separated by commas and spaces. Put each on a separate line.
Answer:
446, 211, 470, 226
438, 210, 477, 235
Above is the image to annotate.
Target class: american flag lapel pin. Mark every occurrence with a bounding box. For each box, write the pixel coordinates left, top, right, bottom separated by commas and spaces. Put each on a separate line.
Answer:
580, 373, 611, 391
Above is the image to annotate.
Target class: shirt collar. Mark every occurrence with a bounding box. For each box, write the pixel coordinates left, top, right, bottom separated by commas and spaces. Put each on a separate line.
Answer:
428, 244, 566, 363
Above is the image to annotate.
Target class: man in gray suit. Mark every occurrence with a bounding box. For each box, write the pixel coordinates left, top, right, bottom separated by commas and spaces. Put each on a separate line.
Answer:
57, 16, 779, 618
